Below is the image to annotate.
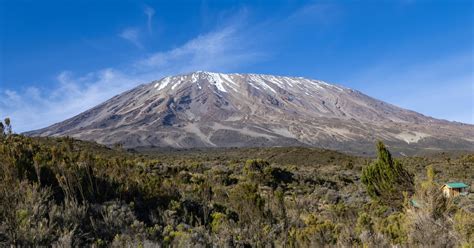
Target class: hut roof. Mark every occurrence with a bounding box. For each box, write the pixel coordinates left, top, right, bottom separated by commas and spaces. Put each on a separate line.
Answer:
444, 182, 468, 189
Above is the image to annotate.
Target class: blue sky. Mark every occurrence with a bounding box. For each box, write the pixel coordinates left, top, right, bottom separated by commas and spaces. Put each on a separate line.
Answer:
0, 0, 473, 132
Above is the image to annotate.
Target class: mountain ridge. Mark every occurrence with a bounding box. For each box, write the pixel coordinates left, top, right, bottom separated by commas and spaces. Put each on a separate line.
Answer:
27, 71, 474, 155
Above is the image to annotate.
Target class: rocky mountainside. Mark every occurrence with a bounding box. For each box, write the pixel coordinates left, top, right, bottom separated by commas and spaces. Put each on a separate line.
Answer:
27, 71, 474, 155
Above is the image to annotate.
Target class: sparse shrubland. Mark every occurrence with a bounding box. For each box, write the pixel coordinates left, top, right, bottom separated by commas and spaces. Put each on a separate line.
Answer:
0, 119, 472, 247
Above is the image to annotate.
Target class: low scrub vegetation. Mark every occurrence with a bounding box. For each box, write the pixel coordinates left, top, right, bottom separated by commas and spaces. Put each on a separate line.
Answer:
0, 119, 472, 247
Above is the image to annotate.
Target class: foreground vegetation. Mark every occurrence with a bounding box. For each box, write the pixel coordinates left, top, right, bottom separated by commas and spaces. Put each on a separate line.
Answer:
0, 119, 473, 247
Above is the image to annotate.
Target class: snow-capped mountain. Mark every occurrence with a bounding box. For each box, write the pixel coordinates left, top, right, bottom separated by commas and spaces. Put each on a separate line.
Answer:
27, 71, 474, 154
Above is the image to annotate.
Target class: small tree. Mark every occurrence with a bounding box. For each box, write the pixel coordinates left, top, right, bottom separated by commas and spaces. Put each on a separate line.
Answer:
4, 118, 12, 135
361, 141, 414, 209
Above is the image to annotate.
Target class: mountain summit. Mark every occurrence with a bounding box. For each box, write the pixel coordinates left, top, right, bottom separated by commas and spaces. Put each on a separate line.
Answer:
27, 71, 474, 154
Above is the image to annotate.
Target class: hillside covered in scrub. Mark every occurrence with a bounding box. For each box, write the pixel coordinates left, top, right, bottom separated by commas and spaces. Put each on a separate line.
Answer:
0, 119, 473, 247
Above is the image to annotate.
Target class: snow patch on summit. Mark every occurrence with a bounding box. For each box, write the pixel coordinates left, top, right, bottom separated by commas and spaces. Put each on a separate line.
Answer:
155, 77, 171, 91
248, 75, 276, 94
202, 72, 228, 92
156, 71, 346, 95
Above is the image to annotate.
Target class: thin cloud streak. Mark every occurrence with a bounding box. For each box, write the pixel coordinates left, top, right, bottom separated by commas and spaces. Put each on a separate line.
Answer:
119, 27, 142, 48
144, 5, 155, 33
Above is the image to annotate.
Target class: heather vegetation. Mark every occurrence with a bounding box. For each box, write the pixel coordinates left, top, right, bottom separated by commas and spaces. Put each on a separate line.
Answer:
0, 119, 473, 247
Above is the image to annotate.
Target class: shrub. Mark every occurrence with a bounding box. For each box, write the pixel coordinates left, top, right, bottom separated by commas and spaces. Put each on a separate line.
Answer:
244, 159, 269, 174
361, 141, 414, 209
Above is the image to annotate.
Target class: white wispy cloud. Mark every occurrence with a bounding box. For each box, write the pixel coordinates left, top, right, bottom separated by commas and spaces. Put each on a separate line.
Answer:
119, 27, 142, 48
285, 2, 340, 25
137, 26, 262, 74
144, 5, 155, 33
0, 16, 263, 132
0, 69, 136, 132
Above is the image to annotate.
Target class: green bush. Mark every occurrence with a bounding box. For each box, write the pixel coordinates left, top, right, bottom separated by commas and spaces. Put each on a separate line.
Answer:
361, 141, 414, 209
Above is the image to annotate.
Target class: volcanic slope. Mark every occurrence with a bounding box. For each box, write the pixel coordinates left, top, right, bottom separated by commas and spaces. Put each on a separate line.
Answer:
27, 71, 474, 155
